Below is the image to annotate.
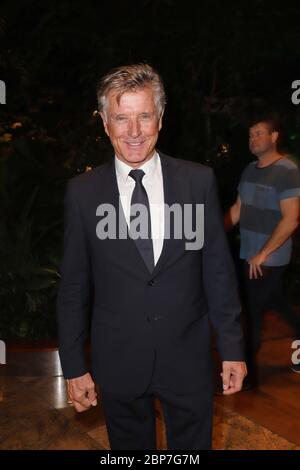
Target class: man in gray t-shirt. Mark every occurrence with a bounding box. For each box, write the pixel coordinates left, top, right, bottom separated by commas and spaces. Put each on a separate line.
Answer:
225, 114, 300, 381
238, 157, 300, 266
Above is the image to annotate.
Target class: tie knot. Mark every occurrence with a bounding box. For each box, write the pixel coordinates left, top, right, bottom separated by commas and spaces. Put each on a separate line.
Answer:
129, 169, 145, 183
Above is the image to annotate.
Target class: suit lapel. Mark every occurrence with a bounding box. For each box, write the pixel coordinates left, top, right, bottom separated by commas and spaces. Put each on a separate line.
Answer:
97, 153, 187, 277
99, 158, 153, 275
152, 152, 187, 277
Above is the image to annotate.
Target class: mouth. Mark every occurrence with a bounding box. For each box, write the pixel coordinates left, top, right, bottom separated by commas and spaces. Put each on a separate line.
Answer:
125, 141, 145, 147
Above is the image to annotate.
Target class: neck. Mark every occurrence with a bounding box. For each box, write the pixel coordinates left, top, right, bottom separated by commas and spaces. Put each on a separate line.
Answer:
115, 150, 156, 169
256, 150, 282, 168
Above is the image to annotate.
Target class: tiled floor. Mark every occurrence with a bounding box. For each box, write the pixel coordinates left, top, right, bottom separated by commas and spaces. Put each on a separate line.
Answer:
1, 310, 300, 450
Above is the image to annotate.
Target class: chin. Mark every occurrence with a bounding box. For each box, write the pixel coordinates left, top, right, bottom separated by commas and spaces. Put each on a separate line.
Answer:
126, 155, 146, 163
125, 152, 152, 163
251, 149, 260, 157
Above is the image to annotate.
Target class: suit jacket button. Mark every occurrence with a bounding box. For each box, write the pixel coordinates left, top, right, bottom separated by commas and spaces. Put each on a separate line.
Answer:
148, 280, 155, 286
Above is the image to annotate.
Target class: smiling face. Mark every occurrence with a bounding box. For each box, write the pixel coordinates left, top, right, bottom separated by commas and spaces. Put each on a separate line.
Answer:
101, 87, 163, 168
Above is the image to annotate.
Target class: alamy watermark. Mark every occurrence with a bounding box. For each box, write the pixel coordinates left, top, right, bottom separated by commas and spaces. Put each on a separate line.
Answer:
96, 201, 204, 250
291, 80, 300, 105
0, 340, 6, 365
291, 340, 300, 365
0, 80, 6, 104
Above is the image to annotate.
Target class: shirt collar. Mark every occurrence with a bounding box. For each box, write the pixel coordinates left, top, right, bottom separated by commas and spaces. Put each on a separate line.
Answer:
115, 151, 160, 185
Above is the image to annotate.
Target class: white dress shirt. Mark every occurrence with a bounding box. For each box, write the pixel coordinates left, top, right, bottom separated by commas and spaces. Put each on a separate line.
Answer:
115, 151, 165, 265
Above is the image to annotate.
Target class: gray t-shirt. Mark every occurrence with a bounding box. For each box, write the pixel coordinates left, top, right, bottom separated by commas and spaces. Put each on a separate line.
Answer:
238, 157, 300, 266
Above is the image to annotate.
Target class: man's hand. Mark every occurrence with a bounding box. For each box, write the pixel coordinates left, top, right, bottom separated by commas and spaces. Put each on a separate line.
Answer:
221, 361, 247, 395
247, 251, 267, 279
67, 372, 97, 413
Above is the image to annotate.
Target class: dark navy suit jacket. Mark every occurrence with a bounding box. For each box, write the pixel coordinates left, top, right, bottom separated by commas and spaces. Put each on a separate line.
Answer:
57, 152, 244, 395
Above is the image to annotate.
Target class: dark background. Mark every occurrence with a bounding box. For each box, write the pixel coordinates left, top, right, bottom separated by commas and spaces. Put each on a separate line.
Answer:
1, 0, 300, 339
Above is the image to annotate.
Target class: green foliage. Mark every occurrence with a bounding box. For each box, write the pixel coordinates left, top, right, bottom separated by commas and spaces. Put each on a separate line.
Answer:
1, 0, 300, 337
0, 137, 65, 338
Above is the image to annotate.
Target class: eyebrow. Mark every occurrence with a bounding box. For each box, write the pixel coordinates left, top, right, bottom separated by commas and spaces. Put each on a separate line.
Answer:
249, 130, 267, 136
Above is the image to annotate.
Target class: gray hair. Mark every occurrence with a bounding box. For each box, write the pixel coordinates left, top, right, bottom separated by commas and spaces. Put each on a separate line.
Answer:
97, 63, 166, 119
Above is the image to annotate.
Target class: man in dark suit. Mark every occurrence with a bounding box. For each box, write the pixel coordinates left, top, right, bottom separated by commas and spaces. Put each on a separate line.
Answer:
57, 63, 247, 450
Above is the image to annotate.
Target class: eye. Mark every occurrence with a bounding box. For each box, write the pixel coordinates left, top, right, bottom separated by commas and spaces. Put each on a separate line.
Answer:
139, 113, 153, 121
249, 132, 262, 139
114, 115, 128, 123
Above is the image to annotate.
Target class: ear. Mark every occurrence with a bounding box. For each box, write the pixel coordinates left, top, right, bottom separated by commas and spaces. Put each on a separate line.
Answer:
100, 112, 110, 137
158, 109, 164, 131
271, 131, 279, 144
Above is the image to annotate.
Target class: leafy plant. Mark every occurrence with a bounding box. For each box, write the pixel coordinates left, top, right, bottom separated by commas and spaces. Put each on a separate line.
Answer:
0, 138, 66, 339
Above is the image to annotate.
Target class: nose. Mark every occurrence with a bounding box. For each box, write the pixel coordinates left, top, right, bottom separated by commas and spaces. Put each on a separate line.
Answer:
128, 118, 141, 138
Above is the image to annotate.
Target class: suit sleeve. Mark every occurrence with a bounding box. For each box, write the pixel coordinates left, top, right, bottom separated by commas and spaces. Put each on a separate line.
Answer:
56, 180, 91, 379
202, 168, 245, 361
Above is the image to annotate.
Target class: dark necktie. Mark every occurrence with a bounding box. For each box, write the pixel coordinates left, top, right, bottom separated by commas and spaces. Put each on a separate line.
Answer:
129, 169, 155, 273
